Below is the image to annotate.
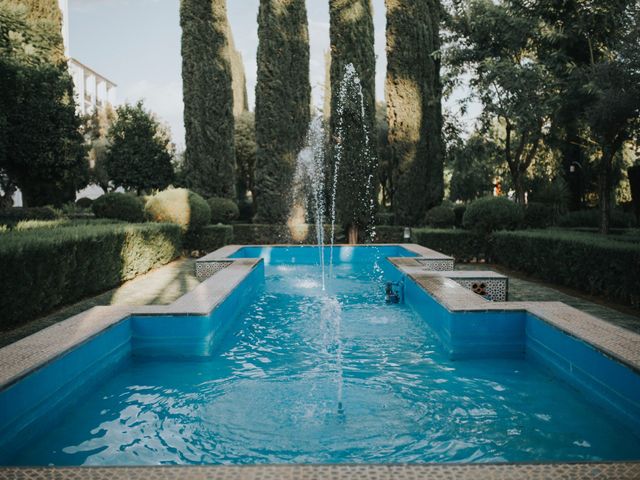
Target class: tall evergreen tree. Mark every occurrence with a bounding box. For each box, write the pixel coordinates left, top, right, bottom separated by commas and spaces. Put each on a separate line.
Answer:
254, 0, 310, 223
226, 25, 248, 116
255, 0, 311, 223
329, 0, 377, 243
386, 0, 444, 225
180, 0, 235, 199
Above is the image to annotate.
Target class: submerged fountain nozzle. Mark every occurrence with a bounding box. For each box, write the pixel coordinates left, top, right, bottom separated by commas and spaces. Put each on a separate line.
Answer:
385, 281, 401, 304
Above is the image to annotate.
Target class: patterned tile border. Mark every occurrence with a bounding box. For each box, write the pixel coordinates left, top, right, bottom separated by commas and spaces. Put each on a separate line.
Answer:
1, 244, 639, 478
195, 260, 233, 281
1, 462, 640, 479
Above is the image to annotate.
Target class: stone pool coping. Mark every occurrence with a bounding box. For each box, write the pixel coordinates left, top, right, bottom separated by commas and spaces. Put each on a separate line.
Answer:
1, 463, 640, 480
1, 244, 639, 479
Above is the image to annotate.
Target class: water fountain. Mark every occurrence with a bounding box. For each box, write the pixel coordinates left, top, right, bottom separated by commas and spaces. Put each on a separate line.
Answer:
290, 63, 377, 415
291, 116, 327, 290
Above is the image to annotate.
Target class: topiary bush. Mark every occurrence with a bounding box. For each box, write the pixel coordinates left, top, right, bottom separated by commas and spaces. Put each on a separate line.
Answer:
75, 197, 94, 209
462, 196, 523, 234
92, 193, 146, 223
424, 205, 455, 228
208, 197, 239, 224
0, 223, 182, 327
145, 188, 211, 232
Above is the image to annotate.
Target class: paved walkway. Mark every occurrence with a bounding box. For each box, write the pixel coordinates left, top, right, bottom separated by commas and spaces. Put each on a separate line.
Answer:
1, 257, 638, 348
0, 258, 199, 348
459, 263, 640, 333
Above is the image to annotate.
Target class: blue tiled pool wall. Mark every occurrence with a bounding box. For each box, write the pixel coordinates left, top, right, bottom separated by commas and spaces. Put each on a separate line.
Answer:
132, 262, 264, 358
229, 245, 417, 264
0, 321, 131, 463
401, 273, 640, 435
0, 262, 265, 463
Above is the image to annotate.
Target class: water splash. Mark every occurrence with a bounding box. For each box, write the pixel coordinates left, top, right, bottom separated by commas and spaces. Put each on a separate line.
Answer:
320, 296, 344, 414
329, 63, 378, 276
292, 116, 327, 290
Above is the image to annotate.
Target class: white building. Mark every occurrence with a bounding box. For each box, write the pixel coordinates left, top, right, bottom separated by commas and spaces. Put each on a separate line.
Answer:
10, 0, 118, 206
58, 0, 117, 116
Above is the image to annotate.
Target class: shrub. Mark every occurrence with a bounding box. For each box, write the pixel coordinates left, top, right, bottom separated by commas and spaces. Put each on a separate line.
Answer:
0, 223, 182, 327
375, 212, 395, 226
557, 209, 636, 229
237, 199, 254, 222
92, 193, 145, 223
523, 202, 555, 229
412, 228, 488, 262
232, 224, 343, 245
424, 206, 455, 228
184, 225, 233, 254
374, 226, 405, 243
491, 230, 640, 307
145, 188, 210, 232
75, 197, 94, 209
0, 207, 61, 226
453, 204, 466, 228
462, 197, 523, 234
208, 197, 240, 224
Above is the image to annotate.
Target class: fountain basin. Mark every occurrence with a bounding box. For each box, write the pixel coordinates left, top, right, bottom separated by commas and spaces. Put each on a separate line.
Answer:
1, 245, 639, 471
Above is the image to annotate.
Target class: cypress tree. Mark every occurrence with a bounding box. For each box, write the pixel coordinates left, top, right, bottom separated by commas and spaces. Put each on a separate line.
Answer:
254, 0, 310, 223
386, 0, 444, 225
329, 0, 377, 243
226, 25, 248, 116
180, 0, 235, 199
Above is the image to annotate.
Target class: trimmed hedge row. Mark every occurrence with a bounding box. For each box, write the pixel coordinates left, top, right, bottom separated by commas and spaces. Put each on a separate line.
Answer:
374, 226, 405, 243
412, 228, 488, 262
185, 225, 233, 253
0, 207, 61, 226
0, 223, 182, 328
491, 230, 640, 308
232, 224, 345, 245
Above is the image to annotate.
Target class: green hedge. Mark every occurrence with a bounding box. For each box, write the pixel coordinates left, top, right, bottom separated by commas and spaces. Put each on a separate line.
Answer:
374, 226, 405, 243
185, 225, 233, 254
232, 224, 344, 245
0, 207, 61, 226
491, 230, 640, 307
0, 223, 182, 328
145, 188, 210, 232
92, 193, 146, 223
412, 228, 488, 262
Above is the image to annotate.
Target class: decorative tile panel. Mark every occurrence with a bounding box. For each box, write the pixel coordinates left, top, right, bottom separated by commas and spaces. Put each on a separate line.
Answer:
416, 258, 455, 271
454, 278, 508, 302
195, 260, 233, 281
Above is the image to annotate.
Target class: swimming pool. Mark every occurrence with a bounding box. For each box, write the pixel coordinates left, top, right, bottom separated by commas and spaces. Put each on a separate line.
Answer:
1, 245, 639, 466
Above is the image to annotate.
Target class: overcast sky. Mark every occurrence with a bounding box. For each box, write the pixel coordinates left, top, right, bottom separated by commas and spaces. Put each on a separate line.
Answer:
69, 0, 471, 150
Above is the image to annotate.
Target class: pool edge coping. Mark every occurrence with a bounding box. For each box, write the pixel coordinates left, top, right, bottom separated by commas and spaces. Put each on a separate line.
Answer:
2, 462, 640, 480
388, 257, 640, 375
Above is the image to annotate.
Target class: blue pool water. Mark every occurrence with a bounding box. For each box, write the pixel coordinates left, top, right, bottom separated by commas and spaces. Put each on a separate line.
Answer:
3, 246, 640, 465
